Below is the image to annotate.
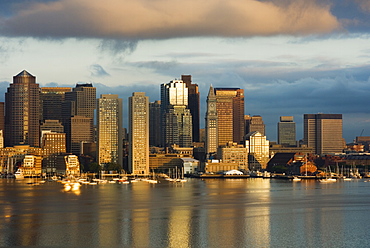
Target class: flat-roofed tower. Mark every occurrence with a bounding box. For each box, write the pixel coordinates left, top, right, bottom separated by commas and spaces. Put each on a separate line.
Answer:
129, 92, 149, 175
214, 88, 244, 146
97, 94, 123, 167
304, 114, 343, 155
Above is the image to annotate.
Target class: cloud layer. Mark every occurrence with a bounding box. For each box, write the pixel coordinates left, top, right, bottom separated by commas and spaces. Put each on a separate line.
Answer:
0, 0, 340, 39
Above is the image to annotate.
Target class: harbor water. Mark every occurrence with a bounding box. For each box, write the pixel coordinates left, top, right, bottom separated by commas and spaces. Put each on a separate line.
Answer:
1, 178, 370, 247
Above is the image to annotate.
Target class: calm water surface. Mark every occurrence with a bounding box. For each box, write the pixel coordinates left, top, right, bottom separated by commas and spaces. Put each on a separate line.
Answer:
1, 178, 370, 247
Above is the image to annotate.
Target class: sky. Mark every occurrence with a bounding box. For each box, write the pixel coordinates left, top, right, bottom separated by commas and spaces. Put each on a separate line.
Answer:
1, 0, 370, 143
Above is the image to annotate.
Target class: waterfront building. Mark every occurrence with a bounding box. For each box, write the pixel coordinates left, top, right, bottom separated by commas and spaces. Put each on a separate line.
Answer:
55, 154, 80, 176
245, 115, 265, 137
203, 160, 240, 174
129, 92, 149, 175
40, 120, 64, 133
0, 145, 42, 173
181, 75, 200, 142
217, 142, 249, 171
5, 70, 40, 147
304, 114, 344, 155
161, 80, 193, 147
245, 131, 270, 171
181, 157, 199, 175
41, 131, 66, 172
149, 100, 162, 147
40, 87, 71, 122
149, 153, 192, 172
97, 94, 123, 167
23, 155, 42, 176
205, 85, 218, 156
214, 88, 245, 146
277, 116, 296, 146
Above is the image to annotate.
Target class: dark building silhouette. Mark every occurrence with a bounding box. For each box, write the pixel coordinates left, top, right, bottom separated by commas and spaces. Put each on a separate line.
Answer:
5, 70, 40, 147
181, 75, 200, 142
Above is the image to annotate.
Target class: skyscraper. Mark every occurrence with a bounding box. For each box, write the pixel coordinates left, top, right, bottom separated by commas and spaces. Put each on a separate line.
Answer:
278, 116, 296, 146
129, 92, 149, 174
304, 114, 343, 155
97, 94, 123, 167
181, 75, 200, 142
5, 70, 40, 147
63, 83, 96, 153
41, 87, 71, 122
214, 88, 245, 146
161, 80, 192, 147
205, 85, 218, 155
149, 100, 161, 147
245, 115, 265, 136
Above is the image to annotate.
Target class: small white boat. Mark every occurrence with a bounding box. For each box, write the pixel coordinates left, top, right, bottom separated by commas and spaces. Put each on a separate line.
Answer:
292, 177, 301, 181
15, 168, 24, 179
319, 178, 337, 183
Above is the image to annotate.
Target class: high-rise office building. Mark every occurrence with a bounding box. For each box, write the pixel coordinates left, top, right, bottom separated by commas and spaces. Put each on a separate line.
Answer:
181, 75, 200, 142
63, 83, 96, 153
5, 70, 40, 147
0, 102, 4, 132
245, 115, 265, 136
278, 116, 296, 146
129, 92, 149, 174
41, 131, 66, 172
304, 114, 343, 155
97, 94, 123, 167
41, 87, 71, 122
149, 100, 161, 147
161, 80, 193, 147
205, 85, 218, 155
40, 120, 64, 133
214, 88, 245, 146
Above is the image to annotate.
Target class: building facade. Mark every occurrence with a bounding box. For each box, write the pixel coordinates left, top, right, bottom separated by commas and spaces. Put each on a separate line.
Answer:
214, 88, 245, 146
278, 116, 296, 146
181, 75, 200, 142
5, 70, 40, 147
245, 131, 270, 171
97, 94, 123, 167
129, 92, 149, 174
41, 87, 71, 122
205, 85, 218, 155
304, 114, 344, 155
149, 100, 162, 147
161, 80, 193, 147
245, 115, 265, 137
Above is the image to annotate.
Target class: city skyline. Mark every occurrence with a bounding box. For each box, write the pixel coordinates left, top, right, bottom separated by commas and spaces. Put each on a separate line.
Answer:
1, 1, 370, 142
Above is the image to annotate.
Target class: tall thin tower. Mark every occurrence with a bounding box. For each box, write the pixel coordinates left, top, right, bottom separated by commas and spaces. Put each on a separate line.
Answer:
5, 70, 40, 147
205, 85, 218, 155
129, 92, 149, 175
97, 94, 123, 167
181, 75, 200, 142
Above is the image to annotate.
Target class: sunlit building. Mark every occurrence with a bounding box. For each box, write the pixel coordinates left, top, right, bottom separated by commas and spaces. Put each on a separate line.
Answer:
23, 155, 42, 176
245, 131, 270, 171
129, 92, 149, 174
217, 142, 249, 171
245, 115, 265, 137
97, 94, 123, 167
161, 80, 192, 147
304, 114, 344, 155
41, 131, 66, 172
205, 85, 218, 156
214, 88, 245, 146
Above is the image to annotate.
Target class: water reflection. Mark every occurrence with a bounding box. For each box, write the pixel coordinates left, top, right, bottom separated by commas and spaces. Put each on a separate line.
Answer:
2, 179, 370, 247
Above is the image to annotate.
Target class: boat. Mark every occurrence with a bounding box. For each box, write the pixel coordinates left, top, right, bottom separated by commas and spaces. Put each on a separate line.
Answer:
319, 166, 337, 183
14, 168, 24, 179
292, 176, 301, 182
